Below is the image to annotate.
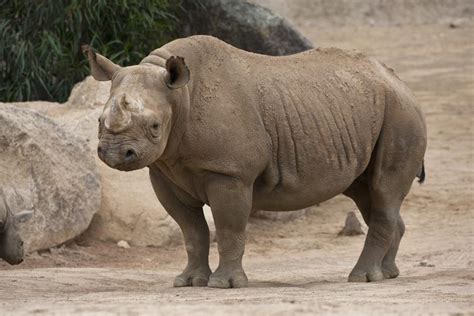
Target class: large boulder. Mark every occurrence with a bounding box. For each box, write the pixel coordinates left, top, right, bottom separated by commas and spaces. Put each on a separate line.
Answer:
0, 105, 101, 252
178, 0, 313, 56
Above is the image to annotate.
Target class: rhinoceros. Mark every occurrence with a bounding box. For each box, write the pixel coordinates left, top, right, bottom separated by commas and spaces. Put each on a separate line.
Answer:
0, 191, 33, 265
84, 35, 427, 288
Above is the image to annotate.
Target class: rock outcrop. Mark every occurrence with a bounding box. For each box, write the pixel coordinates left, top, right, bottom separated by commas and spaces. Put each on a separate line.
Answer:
0, 105, 101, 252
178, 0, 313, 56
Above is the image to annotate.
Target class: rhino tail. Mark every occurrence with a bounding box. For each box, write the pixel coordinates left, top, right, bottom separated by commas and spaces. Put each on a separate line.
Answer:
417, 161, 425, 184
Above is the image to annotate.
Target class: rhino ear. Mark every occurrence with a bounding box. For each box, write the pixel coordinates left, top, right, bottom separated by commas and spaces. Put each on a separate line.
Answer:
14, 210, 33, 223
165, 56, 190, 89
82, 45, 121, 81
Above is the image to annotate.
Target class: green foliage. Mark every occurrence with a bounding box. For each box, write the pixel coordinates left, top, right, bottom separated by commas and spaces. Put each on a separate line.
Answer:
0, 0, 179, 102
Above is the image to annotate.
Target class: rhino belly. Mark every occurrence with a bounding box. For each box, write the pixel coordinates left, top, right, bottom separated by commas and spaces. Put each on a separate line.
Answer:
251, 83, 383, 211
252, 146, 370, 212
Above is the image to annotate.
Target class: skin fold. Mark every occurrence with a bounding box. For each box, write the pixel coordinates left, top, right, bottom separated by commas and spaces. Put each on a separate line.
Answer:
84, 35, 427, 288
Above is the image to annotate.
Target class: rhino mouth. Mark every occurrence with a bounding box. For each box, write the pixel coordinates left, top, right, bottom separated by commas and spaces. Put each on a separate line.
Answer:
109, 160, 144, 172
97, 142, 144, 171
4, 257, 23, 265
0, 243, 25, 265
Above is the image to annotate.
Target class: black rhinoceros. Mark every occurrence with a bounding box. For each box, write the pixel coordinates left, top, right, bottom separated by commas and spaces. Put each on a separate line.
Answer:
84, 35, 427, 288
0, 191, 33, 265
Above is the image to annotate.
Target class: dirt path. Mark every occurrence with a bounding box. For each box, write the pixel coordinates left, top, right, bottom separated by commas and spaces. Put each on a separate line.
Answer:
1, 16, 473, 316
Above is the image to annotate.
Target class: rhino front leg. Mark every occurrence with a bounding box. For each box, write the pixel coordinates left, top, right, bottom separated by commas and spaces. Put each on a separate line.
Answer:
206, 175, 252, 288
149, 168, 211, 287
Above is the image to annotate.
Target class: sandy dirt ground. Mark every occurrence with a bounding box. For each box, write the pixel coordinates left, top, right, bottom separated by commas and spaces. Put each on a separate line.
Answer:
1, 10, 473, 316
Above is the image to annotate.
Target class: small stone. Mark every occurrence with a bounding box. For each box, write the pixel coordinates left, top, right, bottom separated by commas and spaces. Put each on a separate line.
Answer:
449, 18, 467, 29
117, 240, 130, 249
419, 260, 435, 267
27, 252, 41, 259
338, 211, 365, 236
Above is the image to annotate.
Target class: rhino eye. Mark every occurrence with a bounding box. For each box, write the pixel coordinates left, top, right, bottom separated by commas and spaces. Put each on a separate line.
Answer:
149, 122, 160, 138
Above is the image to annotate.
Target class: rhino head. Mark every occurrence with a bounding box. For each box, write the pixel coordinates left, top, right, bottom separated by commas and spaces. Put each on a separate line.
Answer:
83, 46, 190, 171
0, 193, 33, 265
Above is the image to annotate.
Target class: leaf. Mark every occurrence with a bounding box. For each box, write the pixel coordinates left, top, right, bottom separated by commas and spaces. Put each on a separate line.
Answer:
1, 0, 179, 102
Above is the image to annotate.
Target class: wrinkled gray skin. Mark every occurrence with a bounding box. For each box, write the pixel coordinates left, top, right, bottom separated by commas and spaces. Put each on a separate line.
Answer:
84, 35, 427, 288
0, 194, 33, 265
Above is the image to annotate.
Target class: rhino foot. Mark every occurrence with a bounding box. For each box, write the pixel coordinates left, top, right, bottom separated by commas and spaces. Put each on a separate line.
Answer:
382, 262, 400, 279
348, 266, 384, 282
173, 266, 212, 287
208, 269, 248, 288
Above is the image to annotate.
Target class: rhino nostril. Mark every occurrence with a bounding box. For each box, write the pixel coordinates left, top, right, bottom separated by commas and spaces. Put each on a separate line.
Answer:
97, 146, 103, 154
125, 149, 137, 162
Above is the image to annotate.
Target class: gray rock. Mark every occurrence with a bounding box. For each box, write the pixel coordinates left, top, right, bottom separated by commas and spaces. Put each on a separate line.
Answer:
178, 0, 313, 56
0, 105, 101, 252
117, 240, 131, 249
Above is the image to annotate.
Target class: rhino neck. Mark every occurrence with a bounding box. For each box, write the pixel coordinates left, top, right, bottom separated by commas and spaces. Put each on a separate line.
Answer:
140, 47, 196, 99
160, 84, 191, 163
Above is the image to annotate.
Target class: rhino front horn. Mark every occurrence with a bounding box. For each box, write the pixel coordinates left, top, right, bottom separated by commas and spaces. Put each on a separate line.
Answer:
105, 94, 132, 132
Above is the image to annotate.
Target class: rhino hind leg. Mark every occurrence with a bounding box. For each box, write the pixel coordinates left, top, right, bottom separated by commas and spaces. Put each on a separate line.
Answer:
381, 216, 405, 279
344, 109, 425, 282
344, 176, 406, 282
343, 179, 388, 281
347, 186, 405, 282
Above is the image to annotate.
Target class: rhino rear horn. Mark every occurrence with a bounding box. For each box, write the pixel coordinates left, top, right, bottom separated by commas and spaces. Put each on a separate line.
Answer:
14, 210, 34, 223
82, 45, 121, 81
165, 56, 190, 89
